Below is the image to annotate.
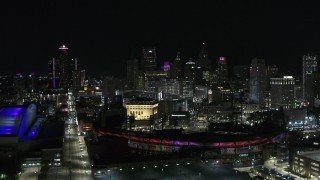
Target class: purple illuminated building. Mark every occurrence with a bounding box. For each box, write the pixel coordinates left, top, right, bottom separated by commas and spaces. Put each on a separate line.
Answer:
0, 104, 37, 140
163, 61, 170, 72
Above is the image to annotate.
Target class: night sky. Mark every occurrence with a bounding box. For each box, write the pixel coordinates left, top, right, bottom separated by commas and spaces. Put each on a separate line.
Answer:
1, 1, 320, 77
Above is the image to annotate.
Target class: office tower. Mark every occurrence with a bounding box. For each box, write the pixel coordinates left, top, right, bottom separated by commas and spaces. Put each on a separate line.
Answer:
102, 77, 125, 98
197, 43, 211, 69
181, 78, 193, 99
184, 58, 204, 85
49, 45, 83, 90
48, 58, 61, 89
26, 73, 36, 92
194, 85, 208, 102
71, 58, 83, 90
266, 65, 279, 90
302, 54, 318, 105
158, 78, 180, 96
171, 52, 183, 78
312, 73, 320, 107
72, 70, 81, 90
127, 59, 139, 89
13, 73, 25, 92
137, 73, 145, 91
233, 65, 249, 91
142, 47, 157, 71
59, 45, 73, 89
216, 57, 229, 84
184, 58, 196, 82
80, 70, 86, 87
270, 76, 295, 110
249, 58, 266, 108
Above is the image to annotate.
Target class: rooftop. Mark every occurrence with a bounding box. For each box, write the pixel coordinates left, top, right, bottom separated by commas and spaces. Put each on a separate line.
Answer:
126, 98, 158, 105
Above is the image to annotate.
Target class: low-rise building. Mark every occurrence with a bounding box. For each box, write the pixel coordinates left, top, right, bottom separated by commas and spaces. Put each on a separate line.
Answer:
125, 98, 158, 120
292, 150, 320, 178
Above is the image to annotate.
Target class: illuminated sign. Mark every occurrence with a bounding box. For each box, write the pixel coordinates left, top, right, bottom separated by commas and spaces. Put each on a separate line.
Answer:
219, 57, 225, 61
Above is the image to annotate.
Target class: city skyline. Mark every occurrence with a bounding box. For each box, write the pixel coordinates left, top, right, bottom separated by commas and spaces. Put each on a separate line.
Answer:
2, 1, 320, 76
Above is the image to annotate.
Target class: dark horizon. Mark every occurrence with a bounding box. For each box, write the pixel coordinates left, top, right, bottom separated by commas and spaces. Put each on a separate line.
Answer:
2, 1, 320, 77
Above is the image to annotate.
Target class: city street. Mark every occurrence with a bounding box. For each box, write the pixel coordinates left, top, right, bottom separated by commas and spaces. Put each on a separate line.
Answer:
62, 92, 92, 180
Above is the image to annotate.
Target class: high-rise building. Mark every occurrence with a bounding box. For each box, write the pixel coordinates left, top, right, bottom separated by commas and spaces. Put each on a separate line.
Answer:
184, 58, 196, 82
266, 65, 279, 90
48, 58, 61, 89
49, 45, 83, 90
302, 54, 318, 105
171, 52, 183, 78
59, 45, 73, 89
72, 70, 81, 90
26, 73, 36, 92
13, 73, 25, 93
233, 65, 249, 91
197, 43, 211, 70
270, 76, 295, 110
142, 47, 157, 71
183, 58, 202, 85
136, 73, 145, 91
249, 58, 266, 108
216, 57, 229, 84
312, 73, 320, 107
127, 59, 139, 90
181, 78, 193, 99
158, 78, 180, 96
71, 58, 83, 90
80, 70, 86, 87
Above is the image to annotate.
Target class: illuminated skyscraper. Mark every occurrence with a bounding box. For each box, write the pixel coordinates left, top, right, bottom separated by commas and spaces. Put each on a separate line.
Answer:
302, 54, 318, 105
48, 58, 61, 89
59, 45, 73, 89
142, 47, 157, 71
265, 65, 279, 90
270, 76, 295, 110
216, 57, 229, 84
48, 45, 82, 89
249, 58, 266, 108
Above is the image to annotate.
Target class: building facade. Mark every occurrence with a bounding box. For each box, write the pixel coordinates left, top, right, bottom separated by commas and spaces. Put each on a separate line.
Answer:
302, 54, 317, 106
270, 76, 295, 110
292, 151, 320, 179
142, 47, 157, 71
125, 98, 158, 120
249, 58, 266, 108
127, 59, 139, 90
